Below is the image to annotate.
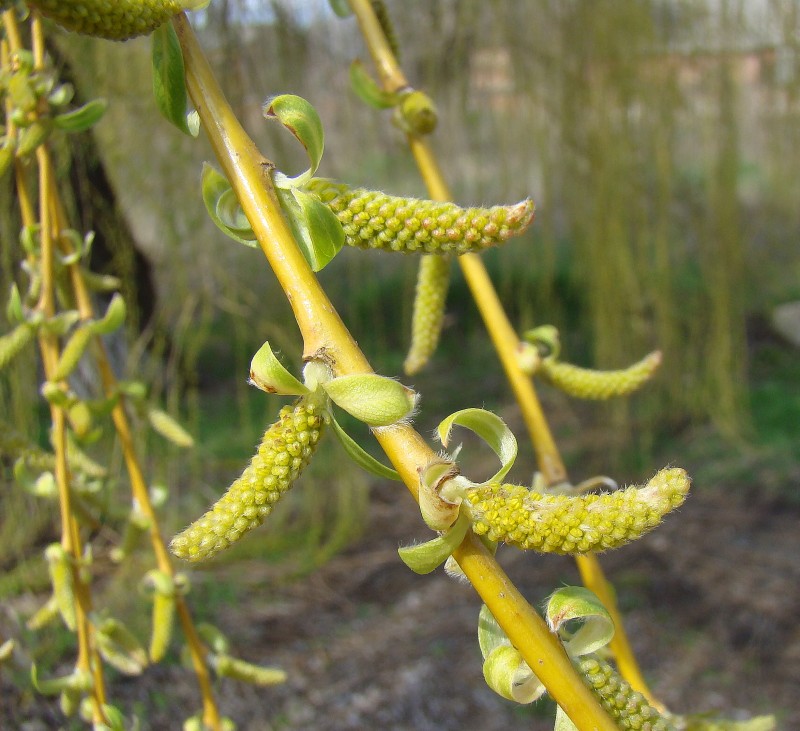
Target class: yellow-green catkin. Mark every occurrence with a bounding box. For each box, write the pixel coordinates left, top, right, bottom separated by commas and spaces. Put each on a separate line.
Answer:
170, 394, 325, 561
466, 467, 689, 554
539, 350, 662, 400
0, 324, 34, 372
25, 0, 199, 41
305, 178, 534, 255
404, 254, 451, 375
578, 656, 674, 731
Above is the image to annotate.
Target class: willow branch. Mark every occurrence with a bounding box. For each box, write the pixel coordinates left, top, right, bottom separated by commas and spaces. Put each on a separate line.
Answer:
348, 0, 658, 709
173, 13, 617, 731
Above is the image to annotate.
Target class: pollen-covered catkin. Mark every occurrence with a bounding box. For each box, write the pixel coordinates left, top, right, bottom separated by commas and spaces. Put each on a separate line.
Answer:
466, 468, 689, 554
170, 394, 325, 561
538, 351, 662, 400
404, 254, 451, 375
578, 656, 675, 731
25, 0, 199, 41
304, 178, 534, 255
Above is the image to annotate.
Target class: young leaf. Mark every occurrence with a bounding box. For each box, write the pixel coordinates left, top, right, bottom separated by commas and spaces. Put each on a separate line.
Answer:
201, 164, 258, 247
329, 416, 401, 481
152, 24, 197, 137
478, 605, 545, 704
482, 645, 544, 704
265, 94, 325, 188
397, 510, 470, 574
349, 59, 399, 109
90, 293, 126, 336
437, 408, 517, 484
249, 341, 309, 396
53, 99, 107, 133
327, 0, 353, 17
276, 187, 344, 272
545, 586, 614, 658
6, 284, 24, 323
30, 664, 92, 696
94, 617, 148, 676
51, 325, 93, 382
323, 373, 416, 426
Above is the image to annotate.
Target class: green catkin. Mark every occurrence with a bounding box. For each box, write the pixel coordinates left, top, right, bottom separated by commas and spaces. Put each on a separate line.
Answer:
466, 467, 689, 554
170, 393, 325, 561
577, 656, 674, 731
0, 324, 34, 372
404, 254, 451, 375
538, 350, 663, 400
304, 178, 535, 255
25, 0, 200, 41
44, 544, 77, 631
148, 593, 175, 662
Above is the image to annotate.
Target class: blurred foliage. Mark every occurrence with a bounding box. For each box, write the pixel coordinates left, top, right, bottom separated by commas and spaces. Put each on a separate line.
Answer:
3, 0, 799, 524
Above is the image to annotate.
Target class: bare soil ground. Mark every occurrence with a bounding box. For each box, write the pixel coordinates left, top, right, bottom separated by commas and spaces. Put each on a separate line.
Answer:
4, 469, 798, 730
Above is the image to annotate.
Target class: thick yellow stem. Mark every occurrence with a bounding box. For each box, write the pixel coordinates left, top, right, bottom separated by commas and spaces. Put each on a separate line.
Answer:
174, 11, 616, 731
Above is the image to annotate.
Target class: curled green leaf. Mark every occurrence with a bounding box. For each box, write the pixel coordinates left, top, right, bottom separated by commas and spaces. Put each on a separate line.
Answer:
477, 605, 545, 704
265, 94, 325, 188
545, 587, 615, 658
201, 163, 257, 247
437, 408, 517, 484
90, 293, 126, 336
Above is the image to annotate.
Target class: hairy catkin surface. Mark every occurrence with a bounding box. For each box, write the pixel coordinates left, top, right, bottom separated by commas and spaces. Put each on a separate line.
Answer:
26, 0, 191, 40
578, 656, 675, 730
305, 178, 534, 255
538, 351, 662, 400
170, 395, 325, 561
466, 468, 689, 554
404, 254, 451, 375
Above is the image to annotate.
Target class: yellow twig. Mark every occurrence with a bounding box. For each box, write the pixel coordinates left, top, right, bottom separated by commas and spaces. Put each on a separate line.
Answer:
47, 142, 223, 731
174, 12, 616, 731
348, 0, 660, 712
